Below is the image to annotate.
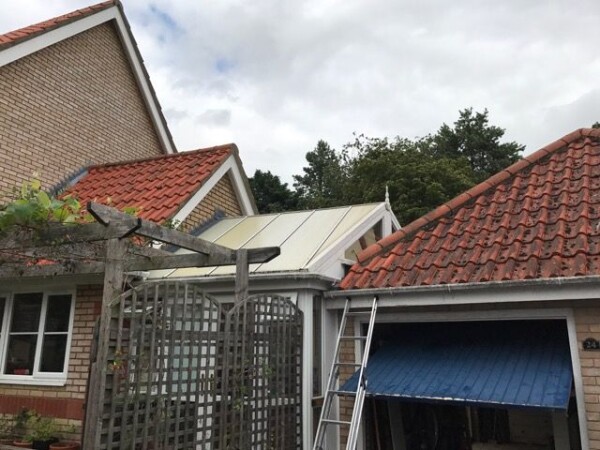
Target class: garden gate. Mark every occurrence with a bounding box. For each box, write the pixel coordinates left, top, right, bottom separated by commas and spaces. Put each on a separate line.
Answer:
88, 282, 303, 450
221, 294, 303, 450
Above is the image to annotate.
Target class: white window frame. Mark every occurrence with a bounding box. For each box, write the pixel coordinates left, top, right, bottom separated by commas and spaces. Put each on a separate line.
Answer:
0, 289, 76, 386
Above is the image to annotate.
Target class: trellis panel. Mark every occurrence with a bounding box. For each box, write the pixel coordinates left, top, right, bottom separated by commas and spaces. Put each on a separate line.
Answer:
221, 294, 303, 450
97, 281, 224, 450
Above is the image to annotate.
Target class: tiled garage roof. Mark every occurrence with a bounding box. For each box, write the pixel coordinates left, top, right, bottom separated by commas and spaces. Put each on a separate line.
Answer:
63, 145, 234, 223
340, 128, 600, 289
0, 1, 115, 49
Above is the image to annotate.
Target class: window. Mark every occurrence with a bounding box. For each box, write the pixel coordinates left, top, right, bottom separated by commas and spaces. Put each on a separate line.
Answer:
0, 291, 74, 385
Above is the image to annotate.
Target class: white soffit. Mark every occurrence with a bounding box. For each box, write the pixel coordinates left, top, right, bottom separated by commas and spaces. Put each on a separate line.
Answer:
0, 6, 175, 154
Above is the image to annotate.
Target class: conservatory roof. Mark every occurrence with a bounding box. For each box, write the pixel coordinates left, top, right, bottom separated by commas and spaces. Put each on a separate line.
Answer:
151, 203, 396, 279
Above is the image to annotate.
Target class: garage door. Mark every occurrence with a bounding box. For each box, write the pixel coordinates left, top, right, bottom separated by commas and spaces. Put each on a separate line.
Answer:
342, 320, 573, 410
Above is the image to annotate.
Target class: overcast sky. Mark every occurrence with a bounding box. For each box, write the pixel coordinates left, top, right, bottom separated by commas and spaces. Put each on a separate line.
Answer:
1, 1, 599, 185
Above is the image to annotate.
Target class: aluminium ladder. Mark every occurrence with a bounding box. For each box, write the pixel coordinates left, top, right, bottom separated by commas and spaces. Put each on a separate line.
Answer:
313, 296, 378, 450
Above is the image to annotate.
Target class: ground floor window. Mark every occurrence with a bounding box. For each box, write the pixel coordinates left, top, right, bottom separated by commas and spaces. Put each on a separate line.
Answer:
0, 291, 74, 385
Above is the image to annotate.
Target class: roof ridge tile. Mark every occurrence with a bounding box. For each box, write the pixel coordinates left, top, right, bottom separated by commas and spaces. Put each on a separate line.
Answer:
88, 143, 236, 171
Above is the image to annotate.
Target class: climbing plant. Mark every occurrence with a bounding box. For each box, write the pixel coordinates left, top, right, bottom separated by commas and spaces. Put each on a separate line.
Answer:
0, 178, 90, 234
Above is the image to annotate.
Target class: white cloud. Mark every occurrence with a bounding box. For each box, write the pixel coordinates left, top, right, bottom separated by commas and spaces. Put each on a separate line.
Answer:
1, 0, 599, 183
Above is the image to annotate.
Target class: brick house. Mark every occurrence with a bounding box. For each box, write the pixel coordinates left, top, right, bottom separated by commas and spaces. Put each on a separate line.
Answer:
0, 0, 175, 203
326, 128, 600, 450
0, 2, 258, 441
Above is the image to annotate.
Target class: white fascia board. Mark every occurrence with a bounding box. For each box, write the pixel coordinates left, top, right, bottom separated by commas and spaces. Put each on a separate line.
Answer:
0, 8, 118, 68
112, 13, 174, 154
308, 203, 388, 276
0, 6, 175, 155
325, 276, 600, 310
171, 155, 254, 226
152, 272, 336, 294
227, 156, 256, 215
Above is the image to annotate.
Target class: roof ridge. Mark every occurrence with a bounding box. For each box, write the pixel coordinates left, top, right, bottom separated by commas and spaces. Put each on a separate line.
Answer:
355, 127, 600, 265
88, 143, 237, 171
0, 1, 116, 49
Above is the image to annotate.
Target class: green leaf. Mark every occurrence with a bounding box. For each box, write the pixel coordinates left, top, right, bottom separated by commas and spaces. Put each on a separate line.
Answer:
37, 191, 50, 208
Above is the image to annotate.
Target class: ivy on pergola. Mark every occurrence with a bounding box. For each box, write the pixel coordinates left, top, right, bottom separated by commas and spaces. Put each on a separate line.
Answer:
0, 202, 279, 301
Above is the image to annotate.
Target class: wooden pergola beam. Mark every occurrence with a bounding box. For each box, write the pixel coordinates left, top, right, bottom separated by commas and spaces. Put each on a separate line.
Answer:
0, 222, 135, 250
87, 202, 280, 263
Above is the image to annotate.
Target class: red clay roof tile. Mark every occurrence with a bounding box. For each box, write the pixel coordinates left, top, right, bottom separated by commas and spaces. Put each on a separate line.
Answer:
340, 128, 600, 289
0, 1, 115, 50
62, 144, 234, 224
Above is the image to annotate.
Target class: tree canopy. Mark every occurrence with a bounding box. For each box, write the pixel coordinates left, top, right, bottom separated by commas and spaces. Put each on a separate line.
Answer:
422, 108, 524, 181
293, 140, 347, 209
343, 136, 475, 223
248, 170, 298, 213
249, 108, 524, 224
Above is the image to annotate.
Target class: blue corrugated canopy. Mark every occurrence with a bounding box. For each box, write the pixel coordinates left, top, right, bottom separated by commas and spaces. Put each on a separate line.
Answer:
342, 321, 573, 410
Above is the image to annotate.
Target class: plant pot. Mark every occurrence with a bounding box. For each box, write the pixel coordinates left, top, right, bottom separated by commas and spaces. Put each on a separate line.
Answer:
32, 439, 58, 450
49, 443, 79, 450
12, 440, 32, 448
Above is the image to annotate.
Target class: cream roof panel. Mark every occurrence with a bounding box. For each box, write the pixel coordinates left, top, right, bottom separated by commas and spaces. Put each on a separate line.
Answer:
196, 216, 245, 242
255, 206, 350, 272
212, 215, 277, 249
315, 204, 380, 255
159, 203, 385, 279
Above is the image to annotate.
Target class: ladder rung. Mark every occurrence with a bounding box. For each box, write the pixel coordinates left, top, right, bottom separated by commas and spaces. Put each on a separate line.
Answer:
329, 389, 356, 396
313, 297, 378, 450
346, 311, 371, 316
323, 419, 351, 426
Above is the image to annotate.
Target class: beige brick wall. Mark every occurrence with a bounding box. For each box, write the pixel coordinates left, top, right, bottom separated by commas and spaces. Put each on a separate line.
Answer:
338, 321, 356, 448
179, 174, 243, 232
574, 306, 600, 449
0, 284, 102, 442
0, 22, 165, 202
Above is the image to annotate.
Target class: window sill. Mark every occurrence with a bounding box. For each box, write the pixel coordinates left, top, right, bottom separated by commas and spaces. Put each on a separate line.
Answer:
0, 376, 67, 387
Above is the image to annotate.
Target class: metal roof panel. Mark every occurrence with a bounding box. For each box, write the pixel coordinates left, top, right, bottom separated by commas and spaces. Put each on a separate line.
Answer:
342, 320, 572, 410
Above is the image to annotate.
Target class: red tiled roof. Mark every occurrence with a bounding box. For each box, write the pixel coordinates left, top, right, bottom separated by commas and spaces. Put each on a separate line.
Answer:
0, 1, 116, 49
63, 144, 234, 223
340, 128, 600, 290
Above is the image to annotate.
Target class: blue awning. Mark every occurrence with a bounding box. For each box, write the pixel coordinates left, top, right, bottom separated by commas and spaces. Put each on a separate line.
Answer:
342, 321, 573, 410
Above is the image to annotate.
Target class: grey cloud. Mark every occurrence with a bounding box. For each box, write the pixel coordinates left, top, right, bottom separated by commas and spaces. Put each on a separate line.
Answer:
196, 109, 232, 127
3, 0, 599, 184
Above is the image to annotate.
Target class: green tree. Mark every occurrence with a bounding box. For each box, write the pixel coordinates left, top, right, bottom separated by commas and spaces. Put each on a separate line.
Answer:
425, 108, 523, 181
248, 170, 298, 213
344, 136, 475, 224
293, 140, 348, 209
592, 122, 600, 129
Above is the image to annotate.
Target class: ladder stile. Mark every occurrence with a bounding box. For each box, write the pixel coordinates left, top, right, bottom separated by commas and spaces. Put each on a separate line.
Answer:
312, 297, 378, 450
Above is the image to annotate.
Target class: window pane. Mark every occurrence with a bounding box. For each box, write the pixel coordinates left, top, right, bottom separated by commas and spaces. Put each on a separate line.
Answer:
4, 335, 37, 375
11, 293, 43, 332
45, 295, 72, 332
40, 335, 68, 372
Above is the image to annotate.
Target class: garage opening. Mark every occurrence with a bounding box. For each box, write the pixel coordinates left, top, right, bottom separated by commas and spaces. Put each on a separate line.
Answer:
345, 320, 581, 450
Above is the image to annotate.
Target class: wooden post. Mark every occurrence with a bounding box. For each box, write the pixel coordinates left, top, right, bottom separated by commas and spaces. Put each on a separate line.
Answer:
235, 249, 249, 303
82, 238, 127, 450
